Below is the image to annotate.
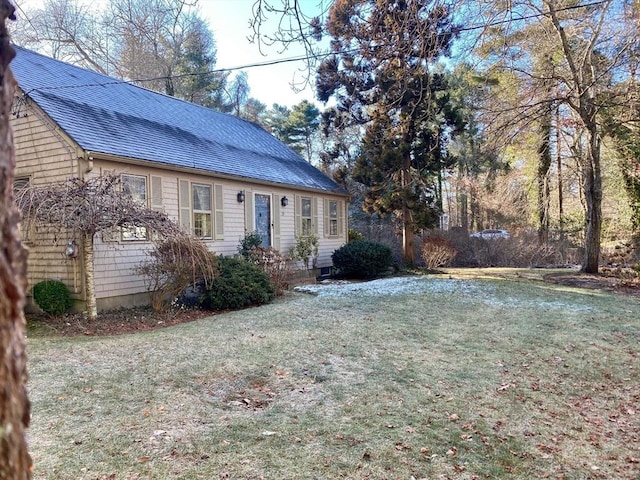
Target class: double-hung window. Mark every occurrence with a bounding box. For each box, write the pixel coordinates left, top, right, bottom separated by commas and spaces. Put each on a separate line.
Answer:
328, 200, 338, 236
192, 183, 213, 238
301, 197, 313, 236
121, 174, 148, 241
323, 198, 344, 238
295, 195, 318, 238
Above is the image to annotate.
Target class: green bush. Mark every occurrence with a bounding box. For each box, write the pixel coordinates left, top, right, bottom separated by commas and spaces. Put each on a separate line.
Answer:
332, 240, 393, 279
290, 234, 319, 270
32, 280, 73, 316
237, 231, 263, 259
201, 256, 275, 311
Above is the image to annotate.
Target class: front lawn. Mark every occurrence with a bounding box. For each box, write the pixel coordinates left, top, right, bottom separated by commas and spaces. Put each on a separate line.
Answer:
27, 271, 639, 479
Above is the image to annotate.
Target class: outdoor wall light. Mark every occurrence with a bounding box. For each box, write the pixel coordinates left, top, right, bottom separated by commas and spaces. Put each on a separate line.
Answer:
237, 190, 245, 203
281, 196, 289, 207
65, 239, 78, 258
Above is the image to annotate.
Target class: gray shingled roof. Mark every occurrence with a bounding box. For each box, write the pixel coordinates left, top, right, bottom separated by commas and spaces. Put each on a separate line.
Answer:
11, 46, 345, 194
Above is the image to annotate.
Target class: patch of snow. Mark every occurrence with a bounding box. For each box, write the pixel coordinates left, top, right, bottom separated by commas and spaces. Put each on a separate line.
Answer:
294, 275, 596, 314
294, 275, 485, 298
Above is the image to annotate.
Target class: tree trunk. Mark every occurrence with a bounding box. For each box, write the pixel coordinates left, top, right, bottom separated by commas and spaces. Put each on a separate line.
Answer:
547, 1, 604, 273
537, 108, 552, 244
0, 1, 33, 475
401, 151, 414, 266
556, 107, 565, 262
581, 129, 602, 273
82, 232, 98, 320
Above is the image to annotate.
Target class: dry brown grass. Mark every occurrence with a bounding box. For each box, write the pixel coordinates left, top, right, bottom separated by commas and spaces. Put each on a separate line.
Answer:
26, 270, 639, 479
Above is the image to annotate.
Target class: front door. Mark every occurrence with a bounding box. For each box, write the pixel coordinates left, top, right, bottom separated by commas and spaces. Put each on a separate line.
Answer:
255, 194, 271, 247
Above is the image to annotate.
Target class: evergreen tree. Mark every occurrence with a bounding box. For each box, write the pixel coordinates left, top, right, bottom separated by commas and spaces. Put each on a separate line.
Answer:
317, 0, 460, 265
281, 100, 321, 162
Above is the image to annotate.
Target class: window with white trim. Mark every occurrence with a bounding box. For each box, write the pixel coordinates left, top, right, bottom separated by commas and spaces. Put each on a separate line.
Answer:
192, 183, 212, 238
301, 197, 313, 236
328, 200, 339, 236
121, 174, 148, 241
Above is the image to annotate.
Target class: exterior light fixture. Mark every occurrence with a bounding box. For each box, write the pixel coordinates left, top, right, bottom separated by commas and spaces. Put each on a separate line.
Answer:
237, 190, 245, 203
65, 239, 78, 258
281, 196, 288, 207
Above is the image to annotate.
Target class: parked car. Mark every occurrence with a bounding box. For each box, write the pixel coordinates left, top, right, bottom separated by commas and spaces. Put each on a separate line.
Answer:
470, 229, 510, 240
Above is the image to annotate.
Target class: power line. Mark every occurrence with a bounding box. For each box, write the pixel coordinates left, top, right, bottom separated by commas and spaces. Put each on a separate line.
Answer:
18, 0, 610, 94
453, 0, 607, 33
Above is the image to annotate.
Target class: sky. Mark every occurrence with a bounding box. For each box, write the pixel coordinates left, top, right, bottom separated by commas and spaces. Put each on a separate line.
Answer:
14, 0, 321, 109
198, 0, 320, 108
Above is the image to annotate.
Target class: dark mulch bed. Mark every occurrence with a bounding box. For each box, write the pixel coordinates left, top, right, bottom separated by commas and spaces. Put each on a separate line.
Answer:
27, 272, 640, 338
27, 306, 215, 338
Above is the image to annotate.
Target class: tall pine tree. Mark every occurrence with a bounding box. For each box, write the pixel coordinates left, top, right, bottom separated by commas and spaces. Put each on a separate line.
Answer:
317, 0, 460, 265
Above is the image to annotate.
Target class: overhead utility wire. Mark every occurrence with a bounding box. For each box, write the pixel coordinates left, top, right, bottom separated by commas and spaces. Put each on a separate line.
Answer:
21, 0, 608, 94
453, 0, 606, 33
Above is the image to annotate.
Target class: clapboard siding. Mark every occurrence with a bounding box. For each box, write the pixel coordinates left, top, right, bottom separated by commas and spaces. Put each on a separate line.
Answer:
14, 128, 348, 310
12, 103, 81, 302
12, 103, 78, 182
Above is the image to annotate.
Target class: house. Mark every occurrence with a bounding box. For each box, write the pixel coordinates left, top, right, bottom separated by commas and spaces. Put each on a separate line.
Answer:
10, 46, 348, 312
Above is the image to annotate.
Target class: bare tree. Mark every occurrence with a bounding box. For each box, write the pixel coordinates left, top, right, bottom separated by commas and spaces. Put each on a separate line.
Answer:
13, 0, 228, 105
0, 0, 32, 477
12, 0, 114, 74
17, 174, 184, 320
249, 0, 332, 88
449, 0, 637, 272
107, 0, 227, 102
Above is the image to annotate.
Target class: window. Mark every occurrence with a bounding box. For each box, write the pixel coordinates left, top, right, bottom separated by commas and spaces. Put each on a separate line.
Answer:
295, 195, 317, 238
328, 200, 338, 236
179, 180, 223, 240
122, 174, 147, 204
121, 174, 148, 241
324, 198, 344, 238
192, 183, 212, 238
301, 197, 312, 236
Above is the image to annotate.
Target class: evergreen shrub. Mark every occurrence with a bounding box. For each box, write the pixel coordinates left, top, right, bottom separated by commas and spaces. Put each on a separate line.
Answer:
32, 280, 73, 316
332, 240, 393, 279
237, 231, 263, 259
201, 256, 275, 311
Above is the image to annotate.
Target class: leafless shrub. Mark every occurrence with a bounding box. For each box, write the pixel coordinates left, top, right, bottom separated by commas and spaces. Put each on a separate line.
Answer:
15, 174, 180, 237
601, 242, 636, 267
470, 231, 562, 268
248, 246, 292, 295
138, 236, 218, 312
16, 173, 184, 319
421, 235, 456, 270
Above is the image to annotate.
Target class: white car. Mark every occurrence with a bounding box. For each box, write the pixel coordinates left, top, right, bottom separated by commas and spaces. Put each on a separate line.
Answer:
470, 229, 510, 240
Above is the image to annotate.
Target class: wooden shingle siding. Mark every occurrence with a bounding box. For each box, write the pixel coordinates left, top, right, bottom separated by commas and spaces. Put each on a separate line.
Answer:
12, 104, 78, 184
16, 146, 349, 308
11, 104, 81, 301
